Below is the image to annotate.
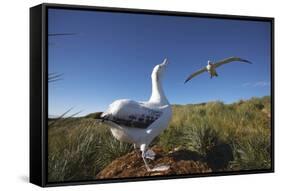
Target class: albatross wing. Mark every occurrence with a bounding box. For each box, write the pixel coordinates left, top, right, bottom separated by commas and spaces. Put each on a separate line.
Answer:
214, 56, 252, 68
101, 99, 163, 129
184, 67, 207, 83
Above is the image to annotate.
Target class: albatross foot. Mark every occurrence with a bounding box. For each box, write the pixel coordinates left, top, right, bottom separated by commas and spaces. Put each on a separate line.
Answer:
150, 164, 170, 172
145, 149, 156, 160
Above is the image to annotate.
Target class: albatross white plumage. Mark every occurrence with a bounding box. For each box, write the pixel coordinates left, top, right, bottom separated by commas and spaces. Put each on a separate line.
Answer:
100, 58, 172, 171
184, 56, 252, 83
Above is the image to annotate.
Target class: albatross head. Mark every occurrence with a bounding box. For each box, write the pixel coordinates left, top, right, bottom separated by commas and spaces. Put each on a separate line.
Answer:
151, 58, 168, 81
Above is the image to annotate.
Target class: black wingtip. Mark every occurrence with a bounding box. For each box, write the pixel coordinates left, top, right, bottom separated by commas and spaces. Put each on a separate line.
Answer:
241, 59, 253, 64
184, 76, 192, 83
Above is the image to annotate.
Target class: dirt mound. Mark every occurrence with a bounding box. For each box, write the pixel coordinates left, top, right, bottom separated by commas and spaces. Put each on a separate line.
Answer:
96, 146, 212, 179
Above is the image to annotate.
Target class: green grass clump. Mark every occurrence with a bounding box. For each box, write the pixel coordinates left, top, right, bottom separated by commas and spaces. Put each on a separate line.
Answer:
48, 118, 132, 182
157, 96, 271, 171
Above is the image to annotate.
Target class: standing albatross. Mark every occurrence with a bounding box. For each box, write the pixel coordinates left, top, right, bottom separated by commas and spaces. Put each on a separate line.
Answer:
184, 56, 252, 83
99, 58, 172, 171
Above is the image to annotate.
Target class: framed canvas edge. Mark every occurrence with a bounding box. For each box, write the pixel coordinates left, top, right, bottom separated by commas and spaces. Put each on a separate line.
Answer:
39, 3, 274, 21
30, 3, 275, 187
30, 4, 43, 187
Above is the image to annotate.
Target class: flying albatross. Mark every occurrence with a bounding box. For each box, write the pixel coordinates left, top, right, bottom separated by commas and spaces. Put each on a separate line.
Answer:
184, 56, 252, 83
99, 58, 172, 171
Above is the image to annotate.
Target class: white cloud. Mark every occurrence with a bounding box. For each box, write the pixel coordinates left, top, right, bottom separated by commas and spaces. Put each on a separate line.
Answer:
242, 81, 270, 88
242, 82, 251, 87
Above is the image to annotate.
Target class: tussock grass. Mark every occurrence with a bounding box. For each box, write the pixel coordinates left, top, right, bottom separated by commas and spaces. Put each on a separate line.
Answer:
48, 118, 133, 182
48, 96, 271, 181
158, 96, 271, 171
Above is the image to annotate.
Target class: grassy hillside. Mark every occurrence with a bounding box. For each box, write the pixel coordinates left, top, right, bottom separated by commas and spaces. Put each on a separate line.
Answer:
48, 96, 272, 182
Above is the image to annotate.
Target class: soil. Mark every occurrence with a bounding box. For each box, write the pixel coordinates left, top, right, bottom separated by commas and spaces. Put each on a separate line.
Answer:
96, 146, 212, 179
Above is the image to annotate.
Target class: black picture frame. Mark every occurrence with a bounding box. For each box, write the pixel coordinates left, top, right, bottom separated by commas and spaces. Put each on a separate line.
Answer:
30, 3, 274, 187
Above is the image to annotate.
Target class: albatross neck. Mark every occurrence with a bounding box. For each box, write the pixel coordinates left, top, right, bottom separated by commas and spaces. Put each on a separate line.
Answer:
149, 75, 169, 105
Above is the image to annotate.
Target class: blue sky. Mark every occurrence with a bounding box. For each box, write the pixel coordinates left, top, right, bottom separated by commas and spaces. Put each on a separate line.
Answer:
48, 8, 271, 116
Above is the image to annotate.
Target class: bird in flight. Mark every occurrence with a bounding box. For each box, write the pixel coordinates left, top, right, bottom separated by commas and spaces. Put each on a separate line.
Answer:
184, 56, 252, 83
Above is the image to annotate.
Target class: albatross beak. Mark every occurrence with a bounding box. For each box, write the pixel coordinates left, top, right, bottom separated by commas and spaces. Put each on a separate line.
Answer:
162, 58, 168, 66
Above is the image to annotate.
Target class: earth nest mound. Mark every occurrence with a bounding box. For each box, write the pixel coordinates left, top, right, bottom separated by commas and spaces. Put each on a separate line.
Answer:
96, 146, 212, 179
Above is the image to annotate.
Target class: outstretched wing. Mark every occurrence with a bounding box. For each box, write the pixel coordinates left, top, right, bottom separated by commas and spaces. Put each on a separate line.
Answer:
101, 100, 162, 129
214, 57, 252, 68
184, 67, 207, 83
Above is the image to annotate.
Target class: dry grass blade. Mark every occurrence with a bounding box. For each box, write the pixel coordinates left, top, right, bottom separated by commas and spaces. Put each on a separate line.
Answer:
48, 73, 63, 83
48, 107, 77, 128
